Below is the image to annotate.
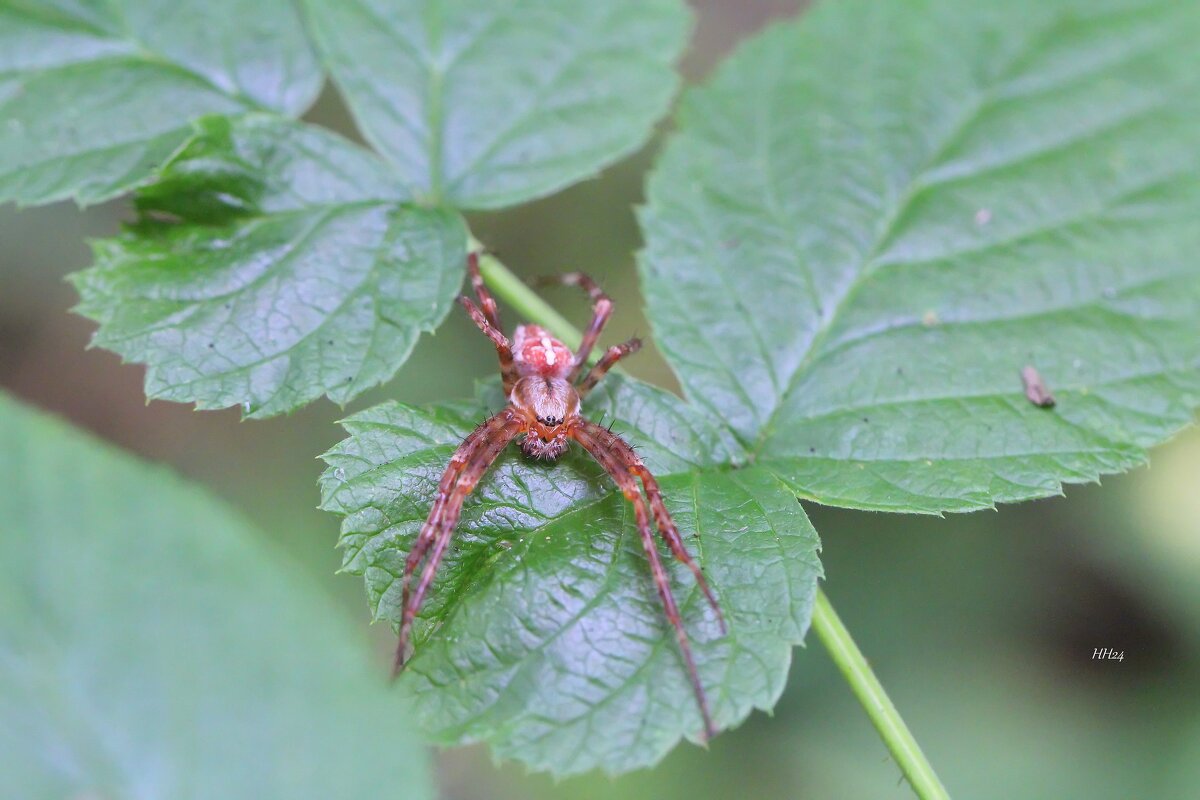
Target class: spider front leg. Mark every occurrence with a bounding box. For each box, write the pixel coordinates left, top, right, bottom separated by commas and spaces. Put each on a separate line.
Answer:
631, 463, 726, 633
578, 422, 725, 628
578, 338, 642, 396
395, 413, 495, 671
537, 272, 613, 380
394, 410, 523, 674
573, 421, 721, 740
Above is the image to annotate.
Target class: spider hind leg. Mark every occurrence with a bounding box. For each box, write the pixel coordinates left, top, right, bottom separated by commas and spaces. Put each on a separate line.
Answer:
537, 272, 614, 380
459, 294, 518, 395
467, 251, 503, 330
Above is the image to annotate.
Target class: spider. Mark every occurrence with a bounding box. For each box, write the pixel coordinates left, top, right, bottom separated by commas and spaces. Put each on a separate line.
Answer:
392, 252, 727, 740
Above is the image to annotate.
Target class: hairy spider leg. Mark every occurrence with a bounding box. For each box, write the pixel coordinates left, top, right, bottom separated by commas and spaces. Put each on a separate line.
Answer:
573, 421, 719, 741
459, 295, 519, 395
537, 272, 613, 381
394, 410, 523, 675
395, 412, 499, 670
637, 470, 725, 632
466, 251, 504, 330
578, 421, 725, 629
578, 338, 642, 396
581, 424, 726, 633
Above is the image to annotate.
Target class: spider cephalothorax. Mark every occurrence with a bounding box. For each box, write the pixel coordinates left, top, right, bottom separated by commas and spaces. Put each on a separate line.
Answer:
510, 375, 577, 459
393, 253, 727, 740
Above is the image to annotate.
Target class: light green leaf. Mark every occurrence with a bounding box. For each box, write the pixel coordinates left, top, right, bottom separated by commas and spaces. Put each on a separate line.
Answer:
639, 0, 1200, 513
301, 0, 689, 208
320, 376, 821, 775
72, 114, 467, 418
0, 392, 433, 799
0, 0, 320, 205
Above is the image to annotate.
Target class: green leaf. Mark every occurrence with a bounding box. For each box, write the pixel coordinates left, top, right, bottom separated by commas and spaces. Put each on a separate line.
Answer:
319, 375, 821, 775
0, 392, 433, 799
72, 114, 467, 418
639, 0, 1200, 513
0, 0, 321, 206
301, 0, 689, 208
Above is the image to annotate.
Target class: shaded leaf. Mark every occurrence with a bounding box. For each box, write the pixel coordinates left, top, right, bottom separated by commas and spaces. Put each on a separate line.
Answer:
302, 0, 689, 208
72, 114, 467, 417
639, 0, 1200, 512
0, 392, 433, 799
320, 376, 821, 775
0, 0, 320, 205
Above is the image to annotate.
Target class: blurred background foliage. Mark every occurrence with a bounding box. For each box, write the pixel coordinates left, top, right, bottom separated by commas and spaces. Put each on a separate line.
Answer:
3, 1, 1199, 797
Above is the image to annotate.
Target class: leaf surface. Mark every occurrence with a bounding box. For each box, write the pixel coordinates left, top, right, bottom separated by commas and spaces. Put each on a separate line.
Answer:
639, 0, 1200, 512
302, 0, 689, 208
0, 0, 320, 205
0, 392, 433, 800
72, 114, 467, 417
320, 376, 821, 775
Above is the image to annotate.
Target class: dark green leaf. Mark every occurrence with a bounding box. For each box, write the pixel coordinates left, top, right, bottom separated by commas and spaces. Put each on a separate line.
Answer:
0, 0, 321, 205
301, 0, 689, 208
320, 376, 821, 775
0, 392, 433, 799
640, 0, 1200, 513
72, 114, 467, 417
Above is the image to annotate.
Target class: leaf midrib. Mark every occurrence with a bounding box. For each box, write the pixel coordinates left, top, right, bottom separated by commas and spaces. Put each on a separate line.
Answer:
749, 8, 1184, 457
1, 10, 269, 113
411, 476, 735, 754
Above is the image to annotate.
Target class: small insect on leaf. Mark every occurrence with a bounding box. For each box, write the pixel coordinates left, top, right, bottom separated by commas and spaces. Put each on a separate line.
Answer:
1021, 365, 1056, 408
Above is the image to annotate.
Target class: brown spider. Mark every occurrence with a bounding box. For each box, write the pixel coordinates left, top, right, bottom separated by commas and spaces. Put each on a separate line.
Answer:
393, 252, 727, 739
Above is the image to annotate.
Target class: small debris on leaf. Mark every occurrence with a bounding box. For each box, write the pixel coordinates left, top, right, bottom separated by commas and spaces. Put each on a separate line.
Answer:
1021, 365, 1055, 408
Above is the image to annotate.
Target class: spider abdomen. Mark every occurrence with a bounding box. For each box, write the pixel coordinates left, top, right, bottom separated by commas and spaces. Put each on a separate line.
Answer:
512, 324, 574, 379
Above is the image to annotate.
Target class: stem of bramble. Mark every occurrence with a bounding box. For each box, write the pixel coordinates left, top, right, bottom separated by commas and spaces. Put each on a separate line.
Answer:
812, 589, 951, 800
472, 240, 580, 349
472, 243, 950, 800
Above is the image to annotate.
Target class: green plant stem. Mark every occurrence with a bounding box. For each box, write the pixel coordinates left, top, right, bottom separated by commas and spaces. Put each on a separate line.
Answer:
472, 242, 950, 800
471, 239, 580, 349
813, 589, 951, 799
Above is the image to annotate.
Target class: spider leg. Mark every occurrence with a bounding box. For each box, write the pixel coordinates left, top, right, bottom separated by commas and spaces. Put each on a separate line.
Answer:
396, 416, 493, 673
577, 338, 642, 396
394, 410, 523, 675
459, 295, 518, 395
537, 272, 613, 380
467, 251, 504, 330
573, 423, 719, 741
576, 421, 725, 629
632, 464, 726, 634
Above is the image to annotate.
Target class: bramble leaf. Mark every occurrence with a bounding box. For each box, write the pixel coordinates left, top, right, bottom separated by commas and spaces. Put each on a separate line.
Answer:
0, 392, 433, 799
320, 376, 821, 775
0, 0, 320, 205
640, 0, 1200, 512
72, 114, 467, 417
301, 0, 690, 208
